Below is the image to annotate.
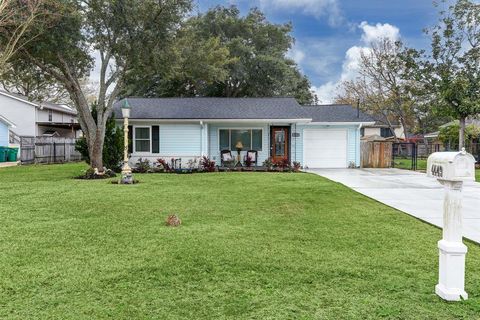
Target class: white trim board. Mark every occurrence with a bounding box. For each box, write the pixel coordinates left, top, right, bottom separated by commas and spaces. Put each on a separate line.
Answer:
0, 115, 16, 128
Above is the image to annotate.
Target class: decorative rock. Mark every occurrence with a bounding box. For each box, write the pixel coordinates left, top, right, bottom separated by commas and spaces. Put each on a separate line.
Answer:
166, 214, 181, 227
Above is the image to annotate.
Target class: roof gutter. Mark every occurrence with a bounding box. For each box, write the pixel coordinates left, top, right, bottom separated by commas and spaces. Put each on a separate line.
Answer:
117, 118, 313, 123
305, 121, 376, 126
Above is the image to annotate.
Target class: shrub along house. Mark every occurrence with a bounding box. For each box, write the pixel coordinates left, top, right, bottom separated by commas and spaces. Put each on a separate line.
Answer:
113, 98, 374, 169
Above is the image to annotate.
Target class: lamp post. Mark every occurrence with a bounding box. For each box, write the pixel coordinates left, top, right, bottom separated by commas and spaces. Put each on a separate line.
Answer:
121, 99, 133, 184
235, 140, 243, 167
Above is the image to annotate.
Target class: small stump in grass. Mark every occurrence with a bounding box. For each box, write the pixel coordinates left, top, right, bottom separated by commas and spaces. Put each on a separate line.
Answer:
166, 214, 181, 227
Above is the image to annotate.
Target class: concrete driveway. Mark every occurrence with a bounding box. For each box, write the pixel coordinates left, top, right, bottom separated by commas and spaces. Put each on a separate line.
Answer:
307, 168, 480, 244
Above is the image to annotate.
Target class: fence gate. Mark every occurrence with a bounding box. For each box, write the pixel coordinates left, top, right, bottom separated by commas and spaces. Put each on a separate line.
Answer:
18, 136, 82, 164
360, 141, 393, 168
34, 137, 82, 164
392, 142, 418, 170
20, 136, 35, 164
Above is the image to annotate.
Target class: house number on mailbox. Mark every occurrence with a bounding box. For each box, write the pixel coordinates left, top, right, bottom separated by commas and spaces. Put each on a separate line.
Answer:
431, 164, 443, 178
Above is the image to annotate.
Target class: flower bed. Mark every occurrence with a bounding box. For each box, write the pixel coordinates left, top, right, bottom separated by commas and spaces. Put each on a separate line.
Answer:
131, 157, 302, 174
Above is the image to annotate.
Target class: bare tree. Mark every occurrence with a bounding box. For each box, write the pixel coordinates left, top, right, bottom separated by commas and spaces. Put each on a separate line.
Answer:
336, 39, 416, 141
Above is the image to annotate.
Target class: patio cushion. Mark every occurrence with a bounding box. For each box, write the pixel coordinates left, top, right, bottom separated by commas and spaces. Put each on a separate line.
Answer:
247, 152, 256, 162
222, 153, 233, 161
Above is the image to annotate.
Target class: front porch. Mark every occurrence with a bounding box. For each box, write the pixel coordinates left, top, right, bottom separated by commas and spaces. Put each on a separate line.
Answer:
207, 122, 297, 167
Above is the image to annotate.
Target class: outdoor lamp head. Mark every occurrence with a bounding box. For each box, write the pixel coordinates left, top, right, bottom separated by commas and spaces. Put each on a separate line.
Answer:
121, 99, 131, 118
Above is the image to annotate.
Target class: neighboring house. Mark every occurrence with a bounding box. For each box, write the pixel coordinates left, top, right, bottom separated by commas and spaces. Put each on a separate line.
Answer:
0, 115, 15, 146
112, 98, 375, 169
361, 116, 405, 140
425, 118, 480, 141
425, 119, 480, 157
0, 90, 80, 139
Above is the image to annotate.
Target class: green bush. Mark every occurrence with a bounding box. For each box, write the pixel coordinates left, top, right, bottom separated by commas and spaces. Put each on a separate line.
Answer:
75, 105, 124, 171
438, 123, 480, 148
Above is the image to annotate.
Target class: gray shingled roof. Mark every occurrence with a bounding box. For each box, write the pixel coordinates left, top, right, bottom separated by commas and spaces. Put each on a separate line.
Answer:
113, 97, 311, 120
300, 105, 375, 122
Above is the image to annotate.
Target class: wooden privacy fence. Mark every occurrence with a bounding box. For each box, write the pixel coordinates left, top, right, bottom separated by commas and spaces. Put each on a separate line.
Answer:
20, 136, 82, 164
361, 141, 393, 168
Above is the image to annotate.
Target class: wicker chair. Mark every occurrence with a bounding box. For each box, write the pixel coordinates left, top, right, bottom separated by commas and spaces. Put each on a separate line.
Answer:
244, 150, 258, 166
220, 150, 235, 167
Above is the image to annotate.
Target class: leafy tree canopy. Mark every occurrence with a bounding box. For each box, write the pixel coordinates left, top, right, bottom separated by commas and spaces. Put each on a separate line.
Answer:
403, 0, 480, 148
7, 0, 191, 171
125, 6, 315, 104
438, 122, 480, 148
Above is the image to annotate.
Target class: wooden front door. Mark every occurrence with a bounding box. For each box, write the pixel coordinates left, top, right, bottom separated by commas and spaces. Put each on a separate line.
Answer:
271, 127, 289, 162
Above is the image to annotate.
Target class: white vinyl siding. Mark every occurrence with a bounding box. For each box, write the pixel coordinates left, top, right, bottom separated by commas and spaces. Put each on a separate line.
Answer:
159, 124, 201, 156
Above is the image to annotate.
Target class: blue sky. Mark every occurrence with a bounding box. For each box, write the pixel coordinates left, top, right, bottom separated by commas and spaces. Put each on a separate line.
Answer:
194, 0, 445, 103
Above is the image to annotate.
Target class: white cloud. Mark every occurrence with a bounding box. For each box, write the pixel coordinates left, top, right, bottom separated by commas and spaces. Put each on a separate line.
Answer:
287, 46, 305, 64
312, 21, 401, 103
311, 83, 336, 104
359, 21, 400, 44
258, 0, 343, 26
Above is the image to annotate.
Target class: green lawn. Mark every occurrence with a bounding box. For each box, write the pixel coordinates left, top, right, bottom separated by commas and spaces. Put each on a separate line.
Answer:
394, 158, 480, 182
1, 163, 480, 319
392, 157, 427, 171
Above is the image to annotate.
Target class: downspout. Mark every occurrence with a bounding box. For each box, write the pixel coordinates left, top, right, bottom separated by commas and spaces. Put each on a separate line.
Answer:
357, 123, 362, 167
294, 123, 297, 162
200, 121, 204, 157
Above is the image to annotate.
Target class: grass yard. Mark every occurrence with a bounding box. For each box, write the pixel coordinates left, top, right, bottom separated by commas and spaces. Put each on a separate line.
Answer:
1, 163, 480, 319
394, 159, 480, 182
392, 157, 427, 171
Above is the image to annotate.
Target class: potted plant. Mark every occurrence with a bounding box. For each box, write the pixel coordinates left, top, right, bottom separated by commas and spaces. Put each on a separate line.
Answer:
200, 156, 216, 172
156, 158, 172, 173
243, 155, 254, 171
292, 161, 301, 172
262, 157, 274, 171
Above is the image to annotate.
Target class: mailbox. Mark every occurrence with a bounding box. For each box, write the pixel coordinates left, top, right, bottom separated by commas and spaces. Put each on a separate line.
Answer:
427, 148, 475, 301
427, 149, 476, 181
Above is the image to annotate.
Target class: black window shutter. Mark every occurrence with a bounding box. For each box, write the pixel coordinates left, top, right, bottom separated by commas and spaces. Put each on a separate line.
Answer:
152, 125, 160, 153
128, 125, 133, 153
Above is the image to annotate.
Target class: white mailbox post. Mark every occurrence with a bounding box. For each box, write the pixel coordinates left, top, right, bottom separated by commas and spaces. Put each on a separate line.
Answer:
427, 148, 476, 301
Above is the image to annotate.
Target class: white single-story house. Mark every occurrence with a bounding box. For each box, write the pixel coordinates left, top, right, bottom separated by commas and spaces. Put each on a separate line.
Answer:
113, 98, 375, 168
0, 90, 80, 139
0, 115, 16, 147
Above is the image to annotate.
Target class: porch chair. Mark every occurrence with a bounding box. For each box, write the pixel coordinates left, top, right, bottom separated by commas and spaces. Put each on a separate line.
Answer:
220, 150, 235, 167
244, 150, 258, 166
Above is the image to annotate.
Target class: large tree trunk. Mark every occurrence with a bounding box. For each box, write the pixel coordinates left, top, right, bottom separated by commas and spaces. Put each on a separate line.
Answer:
89, 128, 105, 171
459, 116, 466, 150
400, 117, 409, 142
27, 50, 121, 175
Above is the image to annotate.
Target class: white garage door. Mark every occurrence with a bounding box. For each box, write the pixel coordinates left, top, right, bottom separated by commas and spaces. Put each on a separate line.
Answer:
303, 129, 348, 168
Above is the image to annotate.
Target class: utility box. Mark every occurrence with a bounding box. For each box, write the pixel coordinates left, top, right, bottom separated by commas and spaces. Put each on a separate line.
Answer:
427, 150, 476, 181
